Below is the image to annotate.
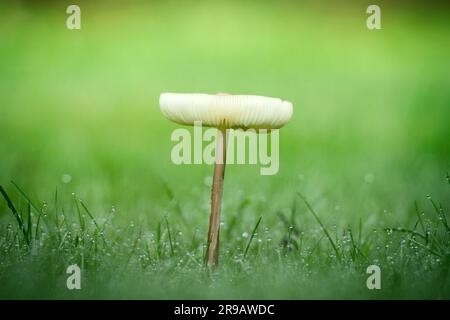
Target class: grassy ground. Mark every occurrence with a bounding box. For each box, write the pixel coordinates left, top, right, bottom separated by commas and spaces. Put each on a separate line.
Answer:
0, 1, 449, 299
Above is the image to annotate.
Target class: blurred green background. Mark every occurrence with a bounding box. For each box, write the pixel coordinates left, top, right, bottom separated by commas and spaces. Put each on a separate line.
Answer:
1, 0, 448, 215
0, 0, 449, 298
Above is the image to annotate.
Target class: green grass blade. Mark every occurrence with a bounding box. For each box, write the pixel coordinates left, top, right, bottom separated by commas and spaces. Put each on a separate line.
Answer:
11, 181, 43, 227
79, 200, 101, 231
34, 204, 42, 240
54, 187, 58, 227
297, 193, 341, 261
73, 194, 85, 234
26, 202, 32, 243
79, 200, 107, 245
414, 201, 426, 237
428, 196, 449, 232
156, 221, 161, 259
347, 226, 357, 260
409, 238, 442, 258
0, 185, 27, 240
164, 217, 174, 256
243, 216, 262, 258
306, 234, 325, 259
389, 227, 426, 241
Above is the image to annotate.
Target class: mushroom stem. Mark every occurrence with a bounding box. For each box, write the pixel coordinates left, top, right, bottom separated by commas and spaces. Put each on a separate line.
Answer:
206, 127, 227, 267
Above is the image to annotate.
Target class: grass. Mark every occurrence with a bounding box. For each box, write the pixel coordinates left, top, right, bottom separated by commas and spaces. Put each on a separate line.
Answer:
0, 178, 448, 299
0, 1, 449, 299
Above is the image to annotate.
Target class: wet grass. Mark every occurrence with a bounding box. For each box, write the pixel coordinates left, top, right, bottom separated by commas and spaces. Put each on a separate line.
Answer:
0, 177, 448, 299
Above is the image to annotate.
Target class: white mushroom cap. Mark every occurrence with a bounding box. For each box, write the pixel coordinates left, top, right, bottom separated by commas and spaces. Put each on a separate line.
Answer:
159, 93, 293, 129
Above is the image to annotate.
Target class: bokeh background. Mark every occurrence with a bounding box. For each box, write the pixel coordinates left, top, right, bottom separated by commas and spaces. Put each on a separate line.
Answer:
0, 0, 449, 298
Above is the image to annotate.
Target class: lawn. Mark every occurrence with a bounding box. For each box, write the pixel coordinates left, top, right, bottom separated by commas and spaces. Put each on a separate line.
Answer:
0, 1, 449, 299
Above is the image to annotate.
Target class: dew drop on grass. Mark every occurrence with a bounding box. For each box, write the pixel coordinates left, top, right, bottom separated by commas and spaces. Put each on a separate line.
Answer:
426, 194, 431, 200
364, 173, 375, 183
62, 174, 72, 184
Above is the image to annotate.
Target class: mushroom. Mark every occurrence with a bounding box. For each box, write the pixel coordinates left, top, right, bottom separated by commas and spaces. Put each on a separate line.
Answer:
159, 93, 293, 267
